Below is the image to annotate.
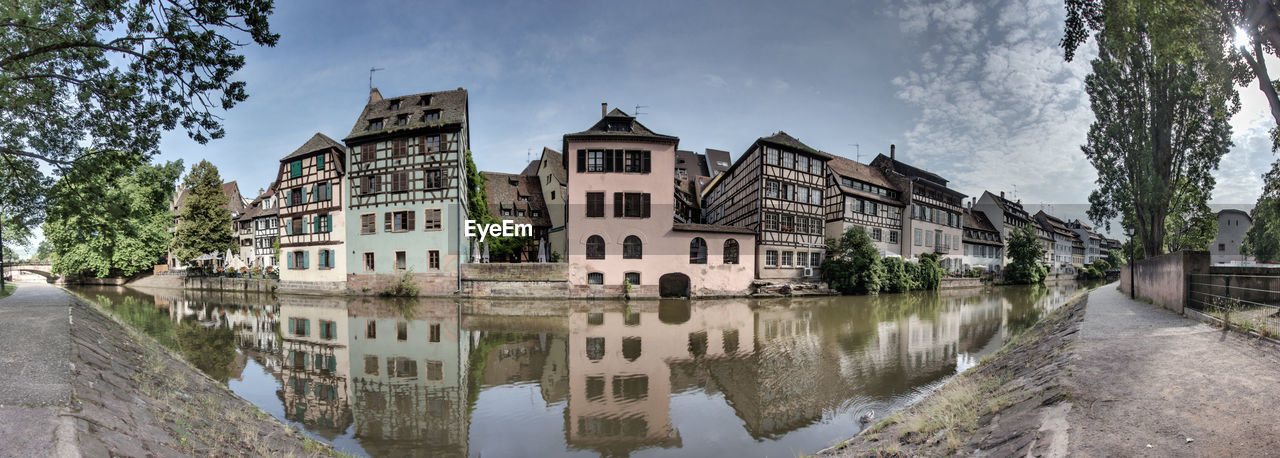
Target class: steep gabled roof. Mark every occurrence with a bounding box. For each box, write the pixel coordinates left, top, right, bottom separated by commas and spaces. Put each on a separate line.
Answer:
344, 88, 468, 142
982, 190, 1029, 221
872, 153, 949, 187
520, 160, 539, 176
480, 171, 551, 227
758, 131, 830, 158
963, 209, 1003, 246
705, 148, 732, 176
827, 154, 904, 206
564, 108, 679, 143
1034, 210, 1076, 237
282, 133, 344, 162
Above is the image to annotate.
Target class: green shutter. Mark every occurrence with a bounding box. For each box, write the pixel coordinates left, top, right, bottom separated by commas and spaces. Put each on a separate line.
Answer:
288, 318, 295, 334
287, 253, 294, 269
304, 250, 310, 269
291, 160, 301, 178
317, 154, 325, 170
325, 215, 332, 233
303, 319, 310, 336
314, 354, 322, 369
327, 355, 336, 372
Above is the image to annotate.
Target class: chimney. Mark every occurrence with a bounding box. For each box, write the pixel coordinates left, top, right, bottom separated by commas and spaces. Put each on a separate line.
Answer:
602, 103, 607, 117
1000, 191, 1005, 199
369, 87, 383, 103
890, 144, 896, 162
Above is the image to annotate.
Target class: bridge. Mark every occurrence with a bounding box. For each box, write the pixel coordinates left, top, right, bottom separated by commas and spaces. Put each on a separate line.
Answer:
1, 262, 56, 282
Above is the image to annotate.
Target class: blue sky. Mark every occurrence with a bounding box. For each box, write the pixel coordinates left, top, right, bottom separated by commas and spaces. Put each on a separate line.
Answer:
149, 0, 1278, 240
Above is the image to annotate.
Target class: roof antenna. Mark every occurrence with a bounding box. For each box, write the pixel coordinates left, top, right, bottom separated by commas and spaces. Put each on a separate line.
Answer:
369, 67, 384, 89
848, 143, 861, 162
633, 105, 648, 118
527, 148, 531, 164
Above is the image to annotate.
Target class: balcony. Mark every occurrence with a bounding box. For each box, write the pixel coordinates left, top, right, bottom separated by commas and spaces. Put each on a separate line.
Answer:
934, 245, 950, 254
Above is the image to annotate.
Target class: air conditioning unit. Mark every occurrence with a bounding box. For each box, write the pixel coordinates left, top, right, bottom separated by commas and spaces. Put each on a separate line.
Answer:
803, 267, 813, 277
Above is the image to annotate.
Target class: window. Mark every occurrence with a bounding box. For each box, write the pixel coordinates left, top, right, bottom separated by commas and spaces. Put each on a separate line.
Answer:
607, 121, 631, 132
395, 251, 406, 270
781, 183, 794, 201
369, 119, 383, 130
389, 210, 414, 232
389, 171, 409, 192
424, 110, 440, 122
624, 272, 640, 285
586, 192, 605, 217
361, 213, 376, 235
421, 360, 443, 381
797, 187, 809, 204
915, 228, 923, 246
781, 151, 795, 168
587, 150, 604, 172
364, 356, 379, 375
890, 230, 899, 243
319, 249, 333, 269
586, 337, 605, 360
429, 323, 441, 342
872, 228, 882, 241
424, 169, 443, 189
811, 188, 822, 205
388, 357, 416, 378
290, 251, 305, 269
428, 250, 440, 270
320, 320, 336, 340
765, 147, 778, 165
798, 251, 809, 267
724, 239, 739, 264
796, 217, 809, 234
780, 214, 794, 232
623, 236, 643, 259
587, 272, 604, 285
765, 180, 779, 199
689, 237, 707, 264
781, 251, 794, 267
363, 252, 375, 272
532, 210, 541, 217
624, 151, 643, 172
811, 252, 822, 267
765, 250, 778, 267
396, 321, 408, 341
798, 156, 809, 173
925, 233, 933, 247
290, 160, 302, 178
290, 318, 309, 337
586, 235, 606, 259
395, 113, 408, 126
1219, 243, 1225, 251
425, 135, 441, 153
764, 213, 779, 231
616, 192, 650, 218
424, 208, 442, 231
811, 217, 824, 235
389, 99, 401, 110
366, 320, 376, 339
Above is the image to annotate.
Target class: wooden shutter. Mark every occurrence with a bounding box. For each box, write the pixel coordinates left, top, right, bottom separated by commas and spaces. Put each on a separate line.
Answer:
303, 251, 310, 269
407, 210, 416, 231
641, 193, 651, 218
385, 212, 392, 232
317, 154, 325, 170
577, 150, 586, 172
287, 318, 295, 333
603, 150, 612, 172
614, 193, 623, 217
302, 319, 310, 336
615, 150, 624, 172
642, 151, 651, 173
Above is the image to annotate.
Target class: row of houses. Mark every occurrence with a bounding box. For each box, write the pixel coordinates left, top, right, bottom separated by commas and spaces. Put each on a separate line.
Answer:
173, 86, 1120, 297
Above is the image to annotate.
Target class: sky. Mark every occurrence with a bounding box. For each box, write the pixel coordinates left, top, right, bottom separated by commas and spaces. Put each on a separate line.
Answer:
143, 0, 1278, 242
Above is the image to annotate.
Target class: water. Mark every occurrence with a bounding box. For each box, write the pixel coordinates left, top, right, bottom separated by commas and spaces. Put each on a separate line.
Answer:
67, 282, 1094, 457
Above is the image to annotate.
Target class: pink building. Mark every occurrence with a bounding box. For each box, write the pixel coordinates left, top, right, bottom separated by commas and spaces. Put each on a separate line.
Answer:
563, 106, 756, 298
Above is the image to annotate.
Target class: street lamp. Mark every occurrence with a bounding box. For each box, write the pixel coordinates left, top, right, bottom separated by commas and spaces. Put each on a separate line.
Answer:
1125, 224, 1135, 300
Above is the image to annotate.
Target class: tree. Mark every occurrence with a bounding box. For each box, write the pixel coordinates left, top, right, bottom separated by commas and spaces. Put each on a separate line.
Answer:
879, 257, 914, 293
1076, 1, 1242, 258
171, 160, 233, 264
0, 0, 278, 168
464, 150, 491, 225
44, 152, 182, 277
822, 227, 884, 294
1006, 224, 1048, 284
1162, 178, 1218, 252
34, 239, 51, 262
1243, 162, 1280, 261
0, 157, 49, 288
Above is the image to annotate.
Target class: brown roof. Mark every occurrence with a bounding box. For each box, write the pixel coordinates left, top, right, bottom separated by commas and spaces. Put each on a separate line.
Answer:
481, 172, 551, 227
344, 88, 468, 142
758, 131, 830, 158
671, 223, 757, 235
827, 155, 904, 206
675, 149, 708, 177
520, 160, 539, 176
1034, 211, 1076, 237
564, 108, 679, 143
982, 190, 1030, 221
963, 209, 1003, 247
705, 148, 732, 176
281, 132, 345, 165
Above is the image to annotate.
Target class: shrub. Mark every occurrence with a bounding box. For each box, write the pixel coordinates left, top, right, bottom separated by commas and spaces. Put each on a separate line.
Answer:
880, 257, 912, 293
823, 227, 884, 294
916, 255, 943, 290
380, 270, 420, 297
1004, 225, 1047, 284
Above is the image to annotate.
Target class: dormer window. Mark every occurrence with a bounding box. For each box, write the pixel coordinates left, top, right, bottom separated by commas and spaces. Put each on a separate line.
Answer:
423, 110, 441, 122
607, 121, 631, 132
369, 118, 383, 130
419, 95, 432, 106
519, 196, 529, 202
395, 114, 408, 126
508, 178, 518, 186
389, 99, 401, 110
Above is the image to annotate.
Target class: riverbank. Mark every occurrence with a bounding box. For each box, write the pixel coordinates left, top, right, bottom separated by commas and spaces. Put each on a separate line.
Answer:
0, 283, 339, 456
821, 283, 1280, 456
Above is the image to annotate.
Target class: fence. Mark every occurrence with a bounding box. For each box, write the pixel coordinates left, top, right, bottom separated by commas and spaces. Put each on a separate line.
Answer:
1187, 271, 1280, 337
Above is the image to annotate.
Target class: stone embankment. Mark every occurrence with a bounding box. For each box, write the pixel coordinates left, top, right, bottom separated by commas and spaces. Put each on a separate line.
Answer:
0, 283, 338, 456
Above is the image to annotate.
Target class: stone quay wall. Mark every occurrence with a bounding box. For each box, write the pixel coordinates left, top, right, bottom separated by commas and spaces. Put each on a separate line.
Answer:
1119, 250, 1210, 314
181, 276, 278, 294
462, 263, 569, 297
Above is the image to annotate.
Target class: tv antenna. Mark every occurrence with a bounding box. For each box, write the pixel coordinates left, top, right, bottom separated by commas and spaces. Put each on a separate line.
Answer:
633, 105, 649, 117
527, 148, 531, 164
369, 67, 385, 89
849, 143, 861, 162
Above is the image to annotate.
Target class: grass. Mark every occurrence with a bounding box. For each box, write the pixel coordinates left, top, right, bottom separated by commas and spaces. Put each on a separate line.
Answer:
894, 374, 1012, 451
0, 283, 15, 299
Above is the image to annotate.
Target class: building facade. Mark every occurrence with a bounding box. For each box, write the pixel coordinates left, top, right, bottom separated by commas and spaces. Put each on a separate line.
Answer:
1034, 210, 1077, 274
343, 88, 470, 294
702, 132, 829, 280
251, 188, 278, 268
871, 147, 966, 272
1066, 220, 1102, 264
962, 209, 1003, 272
824, 155, 906, 257
480, 171, 551, 262
532, 147, 568, 260
974, 191, 1031, 268
1209, 209, 1252, 264
564, 106, 756, 297
277, 133, 347, 291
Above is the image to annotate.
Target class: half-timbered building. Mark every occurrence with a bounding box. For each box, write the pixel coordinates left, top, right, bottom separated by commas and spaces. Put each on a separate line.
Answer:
277, 133, 347, 292
251, 186, 278, 268
871, 147, 967, 272
564, 105, 755, 297
1034, 210, 1077, 274
702, 132, 831, 280
342, 88, 470, 294
480, 171, 550, 262
825, 155, 907, 256
974, 190, 1032, 267
962, 208, 1003, 272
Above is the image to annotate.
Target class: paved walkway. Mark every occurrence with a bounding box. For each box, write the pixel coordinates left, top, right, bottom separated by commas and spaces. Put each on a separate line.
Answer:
1068, 286, 1280, 456
0, 282, 76, 457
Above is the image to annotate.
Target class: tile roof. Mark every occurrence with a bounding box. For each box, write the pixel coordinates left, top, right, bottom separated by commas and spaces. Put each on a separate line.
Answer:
758, 131, 830, 158
344, 88, 468, 142
983, 190, 1030, 221
520, 160, 539, 176
872, 153, 950, 188
481, 171, 551, 228
963, 209, 1003, 246
675, 149, 709, 177
1034, 211, 1077, 237
827, 154, 904, 206
705, 149, 732, 176
671, 223, 757, 235
175, 181, 245, 215
564, 108, 679, 143
281, 132, 344, 162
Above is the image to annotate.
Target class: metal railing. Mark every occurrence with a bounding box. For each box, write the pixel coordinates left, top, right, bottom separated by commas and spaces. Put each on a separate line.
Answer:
1187, 273, 1280, 337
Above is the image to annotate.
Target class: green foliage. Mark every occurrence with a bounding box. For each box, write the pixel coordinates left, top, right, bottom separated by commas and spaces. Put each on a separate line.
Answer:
1105, 249, 1125, 268
0, 0, 278, 167
0, 157, 49, 261
1243, 162, 1280, 262
465, 150, 493, 225
44, 152, 183, 277
176, 318, 237, 384
96, 295, 178, 350
822, 227, 884, 294
1005, 225, 1048, 284
1163, 177, 1217, 252
34, 240, 51, 262
171, 160, 234, 264
917, 255, 943, 290
879, 257, 914, 293
271, 237, 281, 266
380, 270, 420, 297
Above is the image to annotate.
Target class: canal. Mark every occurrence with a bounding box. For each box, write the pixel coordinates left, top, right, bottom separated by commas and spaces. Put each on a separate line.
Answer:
66, 282, 1095, 457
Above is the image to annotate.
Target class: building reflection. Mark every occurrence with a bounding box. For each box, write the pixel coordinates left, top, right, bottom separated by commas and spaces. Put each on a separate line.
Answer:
277, 296, 353, 439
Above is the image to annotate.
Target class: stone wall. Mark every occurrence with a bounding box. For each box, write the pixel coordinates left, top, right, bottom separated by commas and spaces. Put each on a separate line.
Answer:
181, 276, 278, 294
461, 262, 569, 298
277, 279, 346, 295
1119, 250, 1210, 314
346, 272, 459, 296
940, 277, 983, 289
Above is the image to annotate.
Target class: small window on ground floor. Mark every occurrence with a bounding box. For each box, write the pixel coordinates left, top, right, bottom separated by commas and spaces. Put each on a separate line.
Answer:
625, 272, 640, 285
395, 251, 407, 270
765, 250, 778, 267
363, 252, 375, 272
428, 250, 440, 270
587, 272, 604, 285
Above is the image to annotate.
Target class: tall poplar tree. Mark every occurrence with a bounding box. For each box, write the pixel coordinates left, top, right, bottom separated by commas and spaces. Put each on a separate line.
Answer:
1078, 0, 1244, 257
171, 160, 234, 264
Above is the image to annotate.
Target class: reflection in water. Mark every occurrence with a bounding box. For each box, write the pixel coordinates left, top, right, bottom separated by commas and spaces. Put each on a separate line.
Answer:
69, 281, 1094, 457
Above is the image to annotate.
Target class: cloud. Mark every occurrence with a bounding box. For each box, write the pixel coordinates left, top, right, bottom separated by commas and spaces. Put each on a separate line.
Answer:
703, 73, 728, 88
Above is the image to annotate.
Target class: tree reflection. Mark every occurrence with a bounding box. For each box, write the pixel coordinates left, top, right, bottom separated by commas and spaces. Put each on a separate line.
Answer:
175, 318, 237, 383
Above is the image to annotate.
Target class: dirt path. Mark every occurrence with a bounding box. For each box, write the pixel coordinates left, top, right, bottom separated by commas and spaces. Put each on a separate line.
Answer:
1067, 286, 1280, 456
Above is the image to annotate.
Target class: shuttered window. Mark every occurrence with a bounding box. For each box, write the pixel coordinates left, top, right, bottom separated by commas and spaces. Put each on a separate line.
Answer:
423, 208, 442, 231
586, 192, 604, 217
316, 154, 325, 171
425, 169, 443, 189
361, 214, 375, 234
290, 160, 301, 178
577, 150, 586, 173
